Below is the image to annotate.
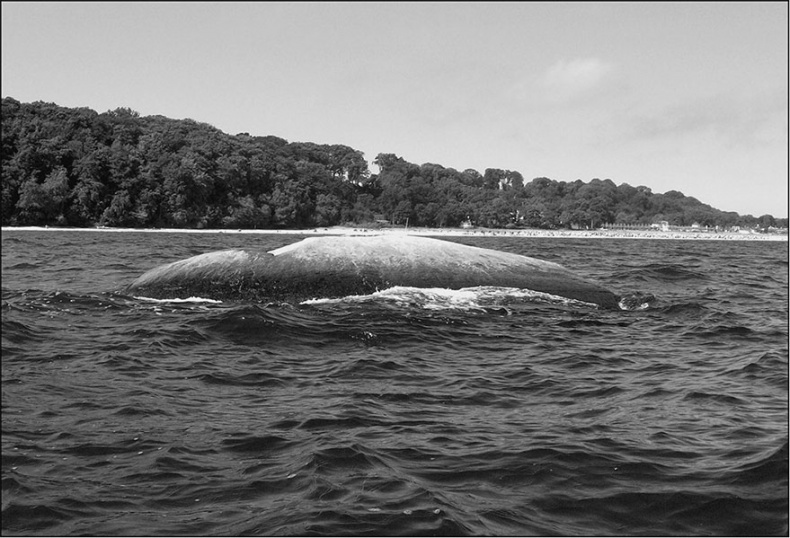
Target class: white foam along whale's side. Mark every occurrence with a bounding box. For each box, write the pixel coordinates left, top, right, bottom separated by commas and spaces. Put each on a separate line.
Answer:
125, 235, 620, 308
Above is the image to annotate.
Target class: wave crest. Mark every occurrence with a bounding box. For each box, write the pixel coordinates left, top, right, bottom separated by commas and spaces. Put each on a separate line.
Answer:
302, 286, 598, 311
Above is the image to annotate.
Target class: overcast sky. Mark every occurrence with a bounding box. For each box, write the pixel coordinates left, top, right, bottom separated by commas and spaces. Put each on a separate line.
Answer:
2, 2, 787, 217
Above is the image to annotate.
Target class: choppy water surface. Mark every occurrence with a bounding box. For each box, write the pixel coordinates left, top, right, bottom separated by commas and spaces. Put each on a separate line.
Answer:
2, 230, 787, 536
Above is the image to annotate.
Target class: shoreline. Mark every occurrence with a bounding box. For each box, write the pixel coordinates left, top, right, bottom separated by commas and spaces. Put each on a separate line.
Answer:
2, 225, 787, 241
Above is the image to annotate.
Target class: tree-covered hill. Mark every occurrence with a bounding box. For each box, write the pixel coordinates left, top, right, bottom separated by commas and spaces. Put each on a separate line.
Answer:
2, 97, 784, 230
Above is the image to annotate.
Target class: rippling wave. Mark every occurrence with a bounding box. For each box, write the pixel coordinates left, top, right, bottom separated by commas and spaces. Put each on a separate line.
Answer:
2, 231, 787, 536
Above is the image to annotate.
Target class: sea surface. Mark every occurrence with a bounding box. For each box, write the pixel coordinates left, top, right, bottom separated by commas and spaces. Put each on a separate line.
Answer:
2, 230, 787, 536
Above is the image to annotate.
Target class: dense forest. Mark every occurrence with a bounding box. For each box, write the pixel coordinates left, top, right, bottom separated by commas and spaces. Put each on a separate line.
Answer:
2, 97, 785, 230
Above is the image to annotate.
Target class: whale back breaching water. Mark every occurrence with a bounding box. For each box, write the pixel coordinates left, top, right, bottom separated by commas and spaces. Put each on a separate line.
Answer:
124, 235, 620, 308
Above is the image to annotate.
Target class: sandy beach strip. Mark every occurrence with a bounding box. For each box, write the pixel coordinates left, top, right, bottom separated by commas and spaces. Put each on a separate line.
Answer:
2, 225, 787, 241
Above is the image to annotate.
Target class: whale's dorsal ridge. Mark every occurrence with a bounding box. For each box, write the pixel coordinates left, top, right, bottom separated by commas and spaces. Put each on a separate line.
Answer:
127, 235, 620, 308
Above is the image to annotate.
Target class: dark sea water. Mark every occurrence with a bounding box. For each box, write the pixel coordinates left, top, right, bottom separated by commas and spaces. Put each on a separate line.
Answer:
2, 230, 788, 536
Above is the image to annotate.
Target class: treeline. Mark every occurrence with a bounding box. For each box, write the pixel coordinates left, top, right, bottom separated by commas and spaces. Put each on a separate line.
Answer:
2, 97, 785, 230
